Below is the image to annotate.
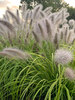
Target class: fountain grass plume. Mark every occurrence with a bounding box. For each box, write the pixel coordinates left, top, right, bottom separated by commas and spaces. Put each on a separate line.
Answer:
40, 11, 46, 18
7, 10, 20, 24
45, 19, 53, 39
32, 4, 43, 20
21, 2, 27, 18
0, 48, 31, 60
44, 7, 52, 16
3, 11, 10, 22
0, 20, 15, 33
69, 19, 75, 28
54, 49, 73, 64
38, 22, 45, 38
33, 18, 54, 44
64, 67, 75, 80
32, 31, 40, 43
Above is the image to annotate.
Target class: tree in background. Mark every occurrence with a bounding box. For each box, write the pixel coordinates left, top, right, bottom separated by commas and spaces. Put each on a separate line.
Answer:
67, 7, 75, 20
21, 0, 75, 20
21, 0, 68, 11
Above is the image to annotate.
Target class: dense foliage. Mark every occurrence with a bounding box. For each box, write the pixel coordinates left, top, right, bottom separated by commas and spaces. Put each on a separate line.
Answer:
0, 3, 75, 100
21, 0, 68, 11
21, 0, 75, 20
68, 7, 75, 20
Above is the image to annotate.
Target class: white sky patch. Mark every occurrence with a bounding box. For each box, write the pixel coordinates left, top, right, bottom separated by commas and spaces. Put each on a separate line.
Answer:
0, 0, 21, 18
0, 0, 10, 8
65, 0, 75, 7
7, 0, 21, 7
0, 9, 5, 17
0, 0, 75, 18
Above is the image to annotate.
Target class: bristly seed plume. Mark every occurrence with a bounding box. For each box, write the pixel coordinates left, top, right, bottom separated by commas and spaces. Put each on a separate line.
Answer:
54, 49, 73, 64
64, 67, 75, 80
0, 48, 31, 60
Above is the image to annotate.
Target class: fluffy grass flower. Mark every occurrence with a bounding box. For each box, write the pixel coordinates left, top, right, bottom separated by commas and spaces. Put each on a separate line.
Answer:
0, 48, 31, 60
54, 49, 73, 64
64, 67, 75, 80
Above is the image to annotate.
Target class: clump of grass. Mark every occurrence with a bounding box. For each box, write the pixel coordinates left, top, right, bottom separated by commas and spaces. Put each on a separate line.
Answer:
0, 42, 75, 100
0, 3, 75, 100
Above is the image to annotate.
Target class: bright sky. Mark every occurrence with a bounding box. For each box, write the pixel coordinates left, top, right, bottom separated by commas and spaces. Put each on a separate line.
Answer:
65, 0, 75, 7
0, 0, 21, 17
0, 0, 75, 18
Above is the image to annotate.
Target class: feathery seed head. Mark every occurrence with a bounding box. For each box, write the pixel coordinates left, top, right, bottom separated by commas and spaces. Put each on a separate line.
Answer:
64, 67, 75, 80
0, 48, 31, 60
54, 49, 73, 64
69, 19, 75, 27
